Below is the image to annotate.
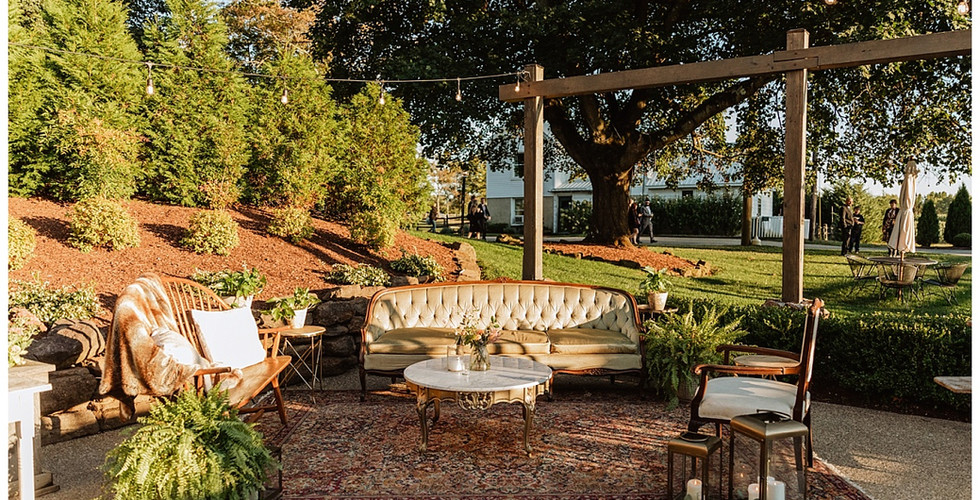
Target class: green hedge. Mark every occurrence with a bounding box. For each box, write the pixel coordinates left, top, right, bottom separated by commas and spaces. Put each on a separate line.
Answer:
648, 195, 741, 236
678, 299, 970, 412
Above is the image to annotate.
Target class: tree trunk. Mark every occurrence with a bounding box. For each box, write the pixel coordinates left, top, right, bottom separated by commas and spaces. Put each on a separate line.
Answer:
584, 167, 634, 247
741, 191, 753, 246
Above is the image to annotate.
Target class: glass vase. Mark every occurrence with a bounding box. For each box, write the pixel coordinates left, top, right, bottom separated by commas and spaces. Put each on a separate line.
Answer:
470, 344, 490, 371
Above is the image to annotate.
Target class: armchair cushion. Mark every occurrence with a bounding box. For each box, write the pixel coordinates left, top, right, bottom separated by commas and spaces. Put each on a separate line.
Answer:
697, 377, 809, 421
190, 308, 266, 369
548, 328, 637, 354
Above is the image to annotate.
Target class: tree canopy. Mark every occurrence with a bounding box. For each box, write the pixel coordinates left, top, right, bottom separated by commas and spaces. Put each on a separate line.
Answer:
296, 0, 970, 244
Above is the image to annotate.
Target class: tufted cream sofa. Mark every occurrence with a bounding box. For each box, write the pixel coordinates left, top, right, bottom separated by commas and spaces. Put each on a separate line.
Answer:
359, 280, 642, 397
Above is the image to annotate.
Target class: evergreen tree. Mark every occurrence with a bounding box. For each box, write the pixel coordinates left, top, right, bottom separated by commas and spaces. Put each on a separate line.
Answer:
944, 185, 972, 244
324, 84, 430, 249
10, 0, 144, 200
916, 199, 940, 248
140, 0, 250, 208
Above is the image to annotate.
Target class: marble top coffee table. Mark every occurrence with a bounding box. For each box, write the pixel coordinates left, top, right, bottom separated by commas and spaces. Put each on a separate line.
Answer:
403, 356, 552, 455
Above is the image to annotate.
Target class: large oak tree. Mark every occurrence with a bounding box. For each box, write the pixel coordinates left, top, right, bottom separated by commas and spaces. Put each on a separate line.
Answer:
297, 1, 969, 245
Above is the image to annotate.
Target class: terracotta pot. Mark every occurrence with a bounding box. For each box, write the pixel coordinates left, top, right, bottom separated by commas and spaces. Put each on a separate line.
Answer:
647, 292, 668, 312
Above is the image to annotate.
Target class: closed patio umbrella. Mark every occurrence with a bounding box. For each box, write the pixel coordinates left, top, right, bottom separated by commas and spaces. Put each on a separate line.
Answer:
888, 159, 918, 257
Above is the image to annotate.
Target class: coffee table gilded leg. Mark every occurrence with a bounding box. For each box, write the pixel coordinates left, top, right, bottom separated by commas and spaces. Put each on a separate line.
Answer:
521, 388, 536, 455
415, 394, 438, 453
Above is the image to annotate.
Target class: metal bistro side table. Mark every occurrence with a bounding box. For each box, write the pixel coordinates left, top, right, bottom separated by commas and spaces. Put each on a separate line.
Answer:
279, 325, 326, 395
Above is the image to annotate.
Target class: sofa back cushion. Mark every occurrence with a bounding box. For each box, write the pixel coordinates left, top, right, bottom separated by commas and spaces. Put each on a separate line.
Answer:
364, 281, 639, 346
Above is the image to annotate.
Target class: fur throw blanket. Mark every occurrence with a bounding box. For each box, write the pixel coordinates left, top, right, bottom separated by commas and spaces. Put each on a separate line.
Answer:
99, 272, 202, 421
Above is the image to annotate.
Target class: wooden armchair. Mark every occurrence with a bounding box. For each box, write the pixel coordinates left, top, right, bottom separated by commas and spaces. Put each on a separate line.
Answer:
161, 276, 291, 425
688, 298, 823, 467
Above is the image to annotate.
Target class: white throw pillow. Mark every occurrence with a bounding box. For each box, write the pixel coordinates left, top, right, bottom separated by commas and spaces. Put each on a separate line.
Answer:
190, 308, 266, 369
151, 327, 208, 368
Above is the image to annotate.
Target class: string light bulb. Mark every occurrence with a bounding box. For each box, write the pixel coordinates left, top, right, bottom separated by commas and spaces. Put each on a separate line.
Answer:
280, 87, 288, 104
145, 62, 154, 95
824, 0, 837, 5
455, 77, 462, 101
515, 72, 521, 92
957, 0, 969, 14
379, 82, 386, 105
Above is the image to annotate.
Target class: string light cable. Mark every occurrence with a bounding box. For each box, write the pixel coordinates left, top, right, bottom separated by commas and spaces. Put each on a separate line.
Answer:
8, 41, 523, 95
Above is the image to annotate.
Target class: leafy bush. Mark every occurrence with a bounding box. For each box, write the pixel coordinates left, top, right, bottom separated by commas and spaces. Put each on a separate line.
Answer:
951, 233, 971, 248
350, 210, 397, 250
648, 194, 741, 236
265, 287, 321, 323
9, 217, 36, 270
326, 263, 391, 286
479, 259, 505, 280
267, 206, 314, 243
916, 199, 940, 247
559, 200, 592, 234
391, 251, 444, 279
8, 315, 40, 367
68, 197, 140, 252
191, 267, 266, 300
642, 301, 745, 407
181, 210, 239, 255
944, 184, 971, 244
9, 277, 102, 324
103, 389, 278, 500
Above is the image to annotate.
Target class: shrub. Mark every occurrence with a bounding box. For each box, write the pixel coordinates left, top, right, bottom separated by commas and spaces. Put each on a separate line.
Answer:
916, 199, 940, 247
103, 389, 278, 499
68, 197, 140, 252
191, 267, 266, 299
951, 233, 971, 248
350, 210, 397, 250
267, 206, 314, 243
391, 250, 444, 279
9, 277, 102, 324
559, 200, 592, 234
9, 218, 36, 270
8, 315, 40, 367
478, 260, 505, 280
944, 185, 971, 244
648, 194, 741, 236
326, 263, 391, 286
181, 210, 239, 256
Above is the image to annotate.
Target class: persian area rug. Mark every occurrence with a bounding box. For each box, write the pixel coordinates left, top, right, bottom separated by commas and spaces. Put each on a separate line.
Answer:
252, 389, 869, 500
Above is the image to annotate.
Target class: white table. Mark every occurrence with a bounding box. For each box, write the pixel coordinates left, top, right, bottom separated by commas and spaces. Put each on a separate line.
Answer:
404, 356, 552, 455
8, 361, 56, 500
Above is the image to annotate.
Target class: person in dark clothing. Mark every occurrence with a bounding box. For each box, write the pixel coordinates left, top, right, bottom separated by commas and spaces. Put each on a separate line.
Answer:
849, 206, 865, 253
475, 198, 491, 240
882, 199, 899, 256
465, 195, 479, 238
840, 197, 854, 256
627, 201, 640, 245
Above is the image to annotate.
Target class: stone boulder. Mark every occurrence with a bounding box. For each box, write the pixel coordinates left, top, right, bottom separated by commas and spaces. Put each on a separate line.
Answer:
26, 319, 104, 369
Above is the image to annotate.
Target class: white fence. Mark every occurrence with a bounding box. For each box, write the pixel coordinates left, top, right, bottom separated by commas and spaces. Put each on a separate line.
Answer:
754, 216, 811, 239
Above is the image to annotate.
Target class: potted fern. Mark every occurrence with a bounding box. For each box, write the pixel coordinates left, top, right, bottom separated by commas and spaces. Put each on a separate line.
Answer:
103, 389, 279, 500
266, 287, 320, 329
193, 267, 267, 309
639, 266, 672, 311
642, 301, 745, 407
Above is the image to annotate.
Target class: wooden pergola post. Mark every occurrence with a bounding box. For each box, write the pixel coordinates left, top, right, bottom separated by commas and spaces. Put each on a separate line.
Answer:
782, 29, 809, 303
523, 64, 544, 280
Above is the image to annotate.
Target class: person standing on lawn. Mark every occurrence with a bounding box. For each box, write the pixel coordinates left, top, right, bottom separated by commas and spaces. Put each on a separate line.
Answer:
882, 199, 899, 256
465, 195, 479, 238
840, 197, 855, 256
638, 200, 657, 243
475, 198, 491, 240
627, 201, 640, 245
849, 205, 865, 253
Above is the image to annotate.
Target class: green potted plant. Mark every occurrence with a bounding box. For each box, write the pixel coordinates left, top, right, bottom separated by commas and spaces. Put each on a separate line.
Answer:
193, 267, 267, 309
266, 287, 320, 329
639, 266, 672, 311
642, 301, 745, 407
103, 389, 279, 500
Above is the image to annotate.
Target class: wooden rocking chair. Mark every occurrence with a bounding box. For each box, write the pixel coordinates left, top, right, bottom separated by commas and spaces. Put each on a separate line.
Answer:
161, 276, 291, 425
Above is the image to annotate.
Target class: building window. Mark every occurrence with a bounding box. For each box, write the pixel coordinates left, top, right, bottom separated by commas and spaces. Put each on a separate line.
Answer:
513, 198, 525, 225
513, 151, 525, 179
681, 190, 694, 198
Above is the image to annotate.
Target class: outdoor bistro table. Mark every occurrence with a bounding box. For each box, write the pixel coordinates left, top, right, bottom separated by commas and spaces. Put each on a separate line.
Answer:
868, 255, 937, 299
404, 356, 552, 455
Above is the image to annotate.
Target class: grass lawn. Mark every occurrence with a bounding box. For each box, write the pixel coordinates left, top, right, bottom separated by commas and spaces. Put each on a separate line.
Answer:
415, 232, 971, 318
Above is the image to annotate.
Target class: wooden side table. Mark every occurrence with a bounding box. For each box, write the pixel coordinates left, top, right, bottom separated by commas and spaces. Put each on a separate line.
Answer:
637, 305, 678, 323
934, 376, 971, 394
279, 326, 326, 393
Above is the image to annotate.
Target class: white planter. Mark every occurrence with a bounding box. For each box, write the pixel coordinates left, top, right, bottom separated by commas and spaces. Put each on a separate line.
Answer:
291, 308, 308, 329
648, 292, 669, 312
222, 295, 254, 309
